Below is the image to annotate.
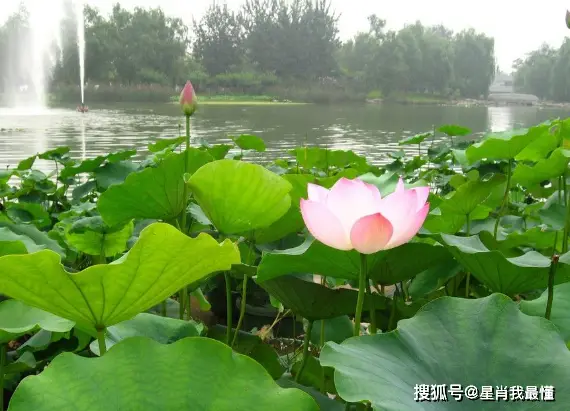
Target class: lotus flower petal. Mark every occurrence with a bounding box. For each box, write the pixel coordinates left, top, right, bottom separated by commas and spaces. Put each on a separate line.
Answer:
180, 81, 197, 116
300, 176, 429, 253
326, 178, 381, 232
307, 183, 329, 204
300, 199, 351, 250
386, 203, 430, 249
350, 213, 393, 254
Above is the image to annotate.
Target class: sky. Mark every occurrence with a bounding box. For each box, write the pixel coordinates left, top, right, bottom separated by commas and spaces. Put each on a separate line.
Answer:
2, 0, 569, 72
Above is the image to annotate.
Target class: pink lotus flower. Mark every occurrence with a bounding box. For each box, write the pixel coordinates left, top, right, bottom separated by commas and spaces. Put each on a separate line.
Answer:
180, 81, 197, 116
566, 10, 570, 29
300, 177, 429, 254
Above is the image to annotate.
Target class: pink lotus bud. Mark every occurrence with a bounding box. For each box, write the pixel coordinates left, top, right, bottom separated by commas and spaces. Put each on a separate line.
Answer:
300, 177, 430, 254
566, 10, 570, 29
180, 81, 197, 116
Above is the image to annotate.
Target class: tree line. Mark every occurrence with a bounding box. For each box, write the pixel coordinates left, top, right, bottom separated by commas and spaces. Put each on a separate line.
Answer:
0, 1, 500, 102
513, 40, 570, 102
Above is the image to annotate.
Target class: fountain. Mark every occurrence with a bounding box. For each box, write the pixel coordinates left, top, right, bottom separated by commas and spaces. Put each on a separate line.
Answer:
1, 0, 86, 111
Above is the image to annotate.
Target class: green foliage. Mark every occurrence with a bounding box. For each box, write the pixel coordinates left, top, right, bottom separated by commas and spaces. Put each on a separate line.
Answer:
2, 118, 570, 410
321, 294, 570, 410
0, 223, 239, 333
8, 337, 319, 411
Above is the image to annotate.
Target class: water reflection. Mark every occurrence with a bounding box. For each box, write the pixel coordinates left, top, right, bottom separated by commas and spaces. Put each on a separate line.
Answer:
487, 106, 513, 132
0, 103, 569, 173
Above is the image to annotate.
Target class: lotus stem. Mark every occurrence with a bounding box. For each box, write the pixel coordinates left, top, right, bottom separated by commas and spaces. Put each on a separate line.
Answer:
388, 287, 398, 331
368, 277, 377, 334
232, 237, 254, 348
546, 253, 560, 320
224, 272, 233, 345
295, 320, 313, 383
176, 115, 192, 320
493, 159, 513, 239
161, 300, 167, 317
231, 275, 248, 348
353, 253, 368, 337
563, 172, 570, 253
0, 343, 5, 410
320, 276, 326, 346
465, 213, 471, 298
96, 328, 107, 356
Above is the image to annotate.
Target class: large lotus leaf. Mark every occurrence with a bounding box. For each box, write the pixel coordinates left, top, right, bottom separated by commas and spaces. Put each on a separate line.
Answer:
398, 132, 432, 146
0, 300, 75, 344
60, 149, 137, 179
258, 238, 450, 284
6, 203, 51, 229
520, 283, 570, 343
515, 121, 559, 161
65, 216, 134, 257
320, 294, 570, 410
0, 223, 64, 256
0, 222, 240, 333
438, 124, 471, 136
233, 134, 266, 152
8, 337, 319, 411
98, 150, 213, 226
465, 123, 549, 163
188, 159, 292, 234
277, 378, 344, 411
89, 313, 203, 355
259, 275, 388, 321
254, 174, 316, 244
0, 227, 45, 256
207, 325, 284, 379
441, 234, 570, 295
511, 148, 570, 187
368, 243, 454, 285
289, 147, 368, 171
438, 174, 506, 216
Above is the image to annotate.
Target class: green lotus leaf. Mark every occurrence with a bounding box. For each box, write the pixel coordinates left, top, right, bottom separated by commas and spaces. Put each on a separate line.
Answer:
258, 238, 451, 284
148, 136, 186, 153
0, 227, 43, 256
60, 149, 136, 179
465, 123, 549, 164
310, 316, 354, 345
520, 283, 570, 343
258, 275, 388, 321
8, 337, 319, 411
398, 131, 432, 146
6, 203, 51, 229
511, 148, 570, 187
89, 313, 203, 355
98, 150, 213, 226
0, 222, 240, 333
254, 174, 316, 244
438, 124, 471, 136
321, 294, 570, 410
93, 161, 139, 189
207, 325, 284, 379
441, 234, 570, 295
0, 300, 75, 344
233, 134, 266, 152
288, 147, 368, 171
65, 217, 134, 257
438, 174, 506, 216
188, 159, 292, 234
0, 223, 63, 256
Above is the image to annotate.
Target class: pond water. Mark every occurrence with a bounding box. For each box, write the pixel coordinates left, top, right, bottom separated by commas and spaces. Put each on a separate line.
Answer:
0, 103, 569, 172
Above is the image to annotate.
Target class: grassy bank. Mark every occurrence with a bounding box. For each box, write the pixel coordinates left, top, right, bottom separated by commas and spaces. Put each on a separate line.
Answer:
170, 94, 308, 106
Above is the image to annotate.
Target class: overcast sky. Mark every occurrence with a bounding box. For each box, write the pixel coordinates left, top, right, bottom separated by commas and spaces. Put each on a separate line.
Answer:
2, 0, 569, 72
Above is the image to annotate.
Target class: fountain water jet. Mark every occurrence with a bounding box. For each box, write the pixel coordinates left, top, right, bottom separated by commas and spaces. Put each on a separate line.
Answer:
74, 0, 86, 105
2, 0, 86, 110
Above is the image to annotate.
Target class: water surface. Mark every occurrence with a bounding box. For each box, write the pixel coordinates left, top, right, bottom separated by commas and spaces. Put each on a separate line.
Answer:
0, 103, 568, 172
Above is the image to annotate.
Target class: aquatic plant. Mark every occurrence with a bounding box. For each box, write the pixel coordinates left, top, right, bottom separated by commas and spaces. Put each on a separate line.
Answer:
0, 117, 569, 410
